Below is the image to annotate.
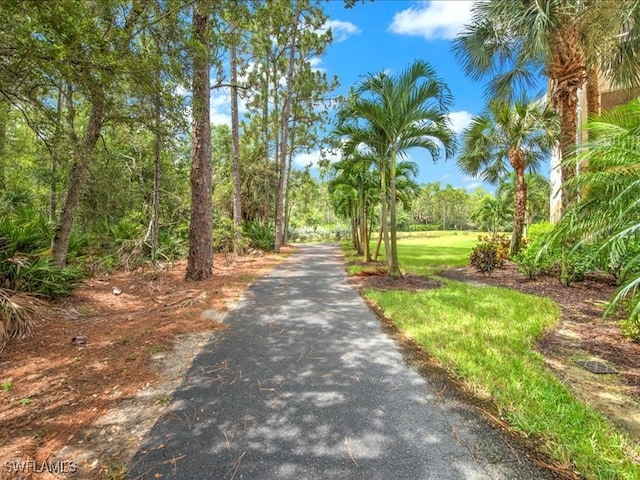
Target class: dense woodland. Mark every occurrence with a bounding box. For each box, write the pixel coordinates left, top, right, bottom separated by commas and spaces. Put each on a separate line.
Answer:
3, 0, 640, 346
0, 1, 340, 278
0, 0, 535, 285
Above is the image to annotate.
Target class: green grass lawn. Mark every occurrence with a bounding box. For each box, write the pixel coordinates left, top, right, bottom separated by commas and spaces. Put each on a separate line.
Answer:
393, 231, 479, 273
347, 231, 640, 479
345, 231, 479, 275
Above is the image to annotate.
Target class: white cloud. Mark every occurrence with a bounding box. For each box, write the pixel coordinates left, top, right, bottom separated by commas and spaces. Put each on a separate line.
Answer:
175, 85, 189, 97
465, 181, 483, 190
321, 19, 361, 42
448, 110, 474, 134
211, 92, 229, 109
208, 87, 249, 126
209, 91, 230, 126
210, 112, 231, 126
293, 149, 341, 169
308, 56, 326, 74
461, 174, 483, 190
388, 1, 475, 40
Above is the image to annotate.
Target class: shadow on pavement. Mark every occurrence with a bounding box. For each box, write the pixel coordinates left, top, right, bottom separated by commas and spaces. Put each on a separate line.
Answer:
127, 244, 555, 480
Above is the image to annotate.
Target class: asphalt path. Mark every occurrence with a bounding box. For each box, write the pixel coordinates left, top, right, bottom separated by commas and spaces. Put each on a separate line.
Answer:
128, 243, 555, 480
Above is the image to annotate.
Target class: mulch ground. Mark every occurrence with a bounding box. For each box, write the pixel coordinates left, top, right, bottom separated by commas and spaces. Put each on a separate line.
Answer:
0, 249, 290, 480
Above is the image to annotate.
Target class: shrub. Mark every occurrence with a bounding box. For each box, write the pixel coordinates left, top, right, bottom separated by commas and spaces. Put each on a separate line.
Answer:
408, 224, 440, 232
212, 215, 236, 253
621, 314, 640, 341
515, 221, 601, 285
600, 238, 640, 283
0, 210, 86, 298
559, 245, 598, 286
288, 225, 334, 242
333, 224, 351, 241
514, 222, 555, 279
157, 229, 187, 260
469, 234, 509, 274
243, 221, 275, 251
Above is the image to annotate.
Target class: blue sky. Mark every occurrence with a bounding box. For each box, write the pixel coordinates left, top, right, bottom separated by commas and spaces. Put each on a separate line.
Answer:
304, 0, 485, 190
209, 0, 547, 191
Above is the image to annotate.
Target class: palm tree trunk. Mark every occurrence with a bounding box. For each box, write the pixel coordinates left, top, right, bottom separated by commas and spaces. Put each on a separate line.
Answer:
510, 150, 527, 255
586, 67, 601, 118
388, 150, 401, 278
352, 209, 360, 252
380, 168, 390, 270
360, 188, 370, 262
580, 66, 601, 178
558, 92, 579, 212
366, 203, 374, 263
373, 222, 383, 261
549, 23, 586, 213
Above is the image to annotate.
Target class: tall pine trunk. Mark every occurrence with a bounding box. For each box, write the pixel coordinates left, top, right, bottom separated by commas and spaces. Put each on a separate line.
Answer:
49, 88, 64, 222
230, 24, 243, 256
151, 109, 161, 264
262, 56, 271, 227
186, 2, 213, 281
51, 90, 104, 268
274, 9, 299, 252
283, 127, 296, 245
271, 61, 280, 229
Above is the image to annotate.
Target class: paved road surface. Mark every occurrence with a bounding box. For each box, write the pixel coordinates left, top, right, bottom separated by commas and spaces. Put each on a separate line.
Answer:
128, 243, 554, 480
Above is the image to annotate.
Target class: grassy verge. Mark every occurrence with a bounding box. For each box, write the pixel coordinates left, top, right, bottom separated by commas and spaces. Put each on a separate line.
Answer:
345, 232, 640, 479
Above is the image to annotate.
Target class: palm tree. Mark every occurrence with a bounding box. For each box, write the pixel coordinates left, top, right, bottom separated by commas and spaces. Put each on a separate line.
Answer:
471, 194, 510, 236
335, 60, 455, 277
453, 0, 640, 214
329, 152, 378, 262
458, 96, 557, 255
545, 98, 640, 330
328, 179, 360, 251
335, 103, 393, 266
